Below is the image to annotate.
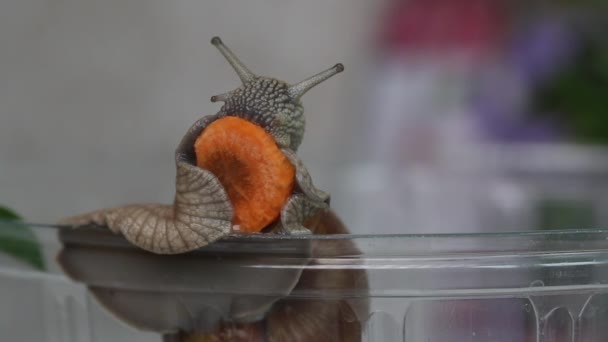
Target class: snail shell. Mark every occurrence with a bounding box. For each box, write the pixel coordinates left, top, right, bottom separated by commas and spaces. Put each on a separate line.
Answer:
60, 37, 343, 254
182, 209, 370, 342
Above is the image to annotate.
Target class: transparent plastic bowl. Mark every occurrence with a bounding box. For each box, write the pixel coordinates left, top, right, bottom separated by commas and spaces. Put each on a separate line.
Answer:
1, 223, 608, 341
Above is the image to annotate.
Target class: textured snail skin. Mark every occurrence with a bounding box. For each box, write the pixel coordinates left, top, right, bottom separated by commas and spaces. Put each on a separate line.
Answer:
216, 77, 304, 151
61, 114, 234, 254
60, 37, 343, 254
61, 159, 233, 254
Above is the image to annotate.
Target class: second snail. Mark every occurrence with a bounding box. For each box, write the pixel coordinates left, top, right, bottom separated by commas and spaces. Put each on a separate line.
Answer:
61, 36, 344, 253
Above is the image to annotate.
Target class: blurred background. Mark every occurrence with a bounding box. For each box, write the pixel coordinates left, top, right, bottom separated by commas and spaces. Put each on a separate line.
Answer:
1, 0, 608, 236
2, 1, 608, 341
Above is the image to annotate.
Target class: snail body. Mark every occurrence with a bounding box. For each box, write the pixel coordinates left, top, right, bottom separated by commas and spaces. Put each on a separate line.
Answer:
62, 37, 343, 254
181, 209, 369, 342
58, 37, 369, 341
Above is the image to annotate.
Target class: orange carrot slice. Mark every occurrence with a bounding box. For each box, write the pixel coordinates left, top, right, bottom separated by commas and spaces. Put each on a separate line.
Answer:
194, 116, 295, 233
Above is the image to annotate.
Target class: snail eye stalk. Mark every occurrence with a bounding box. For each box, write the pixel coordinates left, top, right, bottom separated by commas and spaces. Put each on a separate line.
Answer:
211, 36, 256, 84
211, 36, 344, 103
210, 91, 233, 103
288, 63, 344, 100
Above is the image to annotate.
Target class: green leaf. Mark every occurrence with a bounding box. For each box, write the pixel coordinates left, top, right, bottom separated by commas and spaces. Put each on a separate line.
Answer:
0, 207, 20, 221
535, 199, 595, 231
0, 206, 45, 270
532, 36, 608, 145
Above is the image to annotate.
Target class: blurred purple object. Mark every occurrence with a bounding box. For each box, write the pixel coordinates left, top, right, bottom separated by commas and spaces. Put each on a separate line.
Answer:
473, 99, 563, 143
510, 13, 579, 86
472, 13, 578, 143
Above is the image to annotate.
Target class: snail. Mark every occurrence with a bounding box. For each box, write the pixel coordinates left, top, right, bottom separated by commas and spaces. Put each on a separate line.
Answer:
58, 37, 368, 341
61, 37, 344, 254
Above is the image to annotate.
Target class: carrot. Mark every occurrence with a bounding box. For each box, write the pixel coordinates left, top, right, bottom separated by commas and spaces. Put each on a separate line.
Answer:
194, 116, 295, 233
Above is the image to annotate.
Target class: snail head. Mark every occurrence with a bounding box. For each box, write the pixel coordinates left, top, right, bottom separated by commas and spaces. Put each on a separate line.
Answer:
209, 37, 344, 151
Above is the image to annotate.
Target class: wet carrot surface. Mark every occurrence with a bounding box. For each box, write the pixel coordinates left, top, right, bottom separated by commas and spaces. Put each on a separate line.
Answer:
194, 116, 295, 233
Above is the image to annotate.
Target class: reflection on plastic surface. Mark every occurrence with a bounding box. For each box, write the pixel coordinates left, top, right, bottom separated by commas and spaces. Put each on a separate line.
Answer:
2, 225, 608, 340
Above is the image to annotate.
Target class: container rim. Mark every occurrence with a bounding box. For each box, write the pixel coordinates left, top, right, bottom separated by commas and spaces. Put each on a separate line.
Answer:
15, 220, 608, 240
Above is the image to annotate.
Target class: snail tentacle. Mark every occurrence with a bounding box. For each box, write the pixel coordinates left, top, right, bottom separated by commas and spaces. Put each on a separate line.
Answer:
288, 63, 344, 100
281, 148, 330, 204
210, 92, 234, 103
211, 36, 256, 84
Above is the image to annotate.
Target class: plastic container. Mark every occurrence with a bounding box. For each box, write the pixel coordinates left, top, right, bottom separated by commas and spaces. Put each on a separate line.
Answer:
1, 222, 608, 341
